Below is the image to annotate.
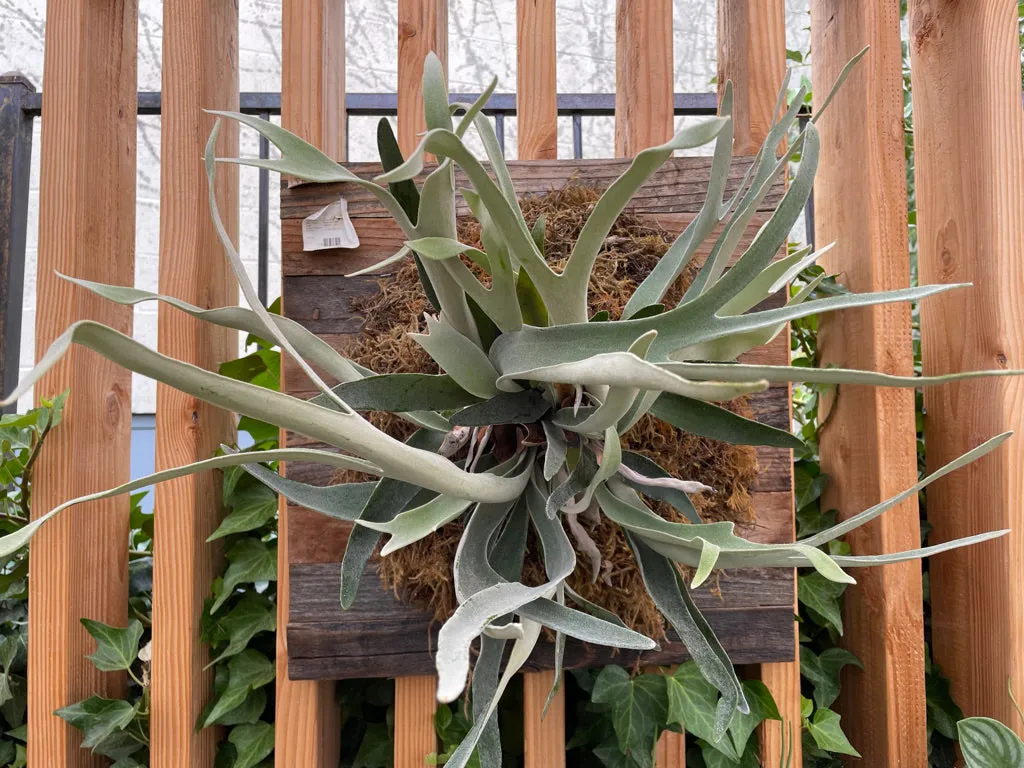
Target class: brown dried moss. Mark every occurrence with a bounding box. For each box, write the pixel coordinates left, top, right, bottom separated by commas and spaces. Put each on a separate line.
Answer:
346, 184, 759, 638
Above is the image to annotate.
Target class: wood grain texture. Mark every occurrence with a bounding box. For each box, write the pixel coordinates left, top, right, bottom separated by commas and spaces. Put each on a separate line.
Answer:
908, 0, 1024, 735
523, 670, 565, 768
615, 0, 674, 158
517, 0, 558, 161
655, 730, 686, 768
27, 0, 137, 763
149, 0, 238, 764
276, 0, 346, 765
516, 3, 564, 759
811, 3, 927, 763
396, 5, 448, 759
398, 0, 447, 157
394, 676, 438, 767
717, 0, 787, 156
716, 2, 799, 763
282, 0, 345, 162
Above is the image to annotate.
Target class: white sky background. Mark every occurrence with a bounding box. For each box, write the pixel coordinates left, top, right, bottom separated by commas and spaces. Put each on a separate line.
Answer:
0, 0, 812, 412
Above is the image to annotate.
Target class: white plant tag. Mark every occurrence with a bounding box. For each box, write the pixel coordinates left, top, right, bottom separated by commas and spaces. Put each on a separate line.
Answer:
302, 197, 360, 251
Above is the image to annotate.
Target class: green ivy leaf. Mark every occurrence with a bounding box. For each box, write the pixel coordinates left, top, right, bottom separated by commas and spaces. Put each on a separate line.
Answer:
80, 619, 144, 672
207, 592, 276, 665
806, 708, 860, 757
798, 571, 846, 635
208, 483, 278, 541
55, 696, 145, 759
701, 739, 760, 768
199, 650, 275, 728
959, 716, 1024, 767
726, 680, 781, 758
211, 539, 277, 614
353, 722, 392, 768
665, 663, 734, 759
926, 656, 964, 740
216, 687, 267, 727
592, 666, 667, 768
800, 646, 861, 710
228, 721, 275, 768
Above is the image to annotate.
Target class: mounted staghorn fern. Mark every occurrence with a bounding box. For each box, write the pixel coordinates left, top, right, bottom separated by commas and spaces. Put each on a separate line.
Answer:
2, 50, 1018, 765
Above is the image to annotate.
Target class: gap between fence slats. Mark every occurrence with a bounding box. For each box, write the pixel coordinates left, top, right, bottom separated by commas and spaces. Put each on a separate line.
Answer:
27, 0, 137, 765
150, 0, 239, 765
716, 2, 800, 764
276, 0, 346, 766
811, 2, 927, 762
909, 0, 1024, 738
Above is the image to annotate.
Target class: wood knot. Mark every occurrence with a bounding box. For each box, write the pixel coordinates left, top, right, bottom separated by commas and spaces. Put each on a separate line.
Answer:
995, 352, 1008, 368
398, 21, 417, 41
910, 8, 937, 51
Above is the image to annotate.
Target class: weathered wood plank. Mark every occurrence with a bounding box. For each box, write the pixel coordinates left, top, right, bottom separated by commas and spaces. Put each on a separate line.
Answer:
27, 0, 137, 762
615, 0, 674, 158
909, 0, 1024, 736
717, 2, 799, 763
149, 0, 238, 764
811, 1, 927, 762
276, 1, 345, 766
286, 561, 795, 679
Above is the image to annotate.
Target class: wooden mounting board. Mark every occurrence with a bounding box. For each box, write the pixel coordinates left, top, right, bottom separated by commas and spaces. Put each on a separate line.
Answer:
279, 156, 794, 680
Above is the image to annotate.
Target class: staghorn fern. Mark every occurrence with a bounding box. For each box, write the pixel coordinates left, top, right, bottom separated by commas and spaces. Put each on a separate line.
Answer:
1, 50, 1018, 765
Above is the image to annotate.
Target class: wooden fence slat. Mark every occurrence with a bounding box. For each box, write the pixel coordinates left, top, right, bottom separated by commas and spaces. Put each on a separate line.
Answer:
27, 0, 137, 763
398, 0, 448, 157
516, 3, 565, 762
614, 0, 674, 158
517, 0, 558, 161
277, 0, 346, 765
716, 2, 800, 764
810, 2, 926, 762
149, 0, 239, 764
614, 4, 686, 765
522, 670, 565, 767
394, 2, 447, 763
909, 0, 1024, 734
394, 676, 439, 765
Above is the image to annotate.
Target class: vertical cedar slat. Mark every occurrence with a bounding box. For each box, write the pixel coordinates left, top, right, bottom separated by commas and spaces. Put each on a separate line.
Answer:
523, 671, 566, 768
615, 3, 683, 765
398, 0, 448, 157
811, 2, 927, 763
909, 0, 1024, 734
395, 676, 439, 766
150, 0, 238, 763
395, 1, 447, 762
277, 0, 346, 765
614, 0, 674, 158
28, 0, 137, 764
716, 2, 799, 764
517, 0, 558, 160
517, 1, 565, 763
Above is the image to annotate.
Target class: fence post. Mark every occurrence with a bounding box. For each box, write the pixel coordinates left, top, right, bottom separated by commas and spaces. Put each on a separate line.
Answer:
516, 2, 568, 765
810, 1, 927, 762
716, 2, 801, 764
149, 0, 239, 763
394, 2, 448, 764
0, 74, 33, 415
28, 0, 138, 762
908, 0, 1024, 734
277, 0, 346, 765
614, 3, 687, 765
